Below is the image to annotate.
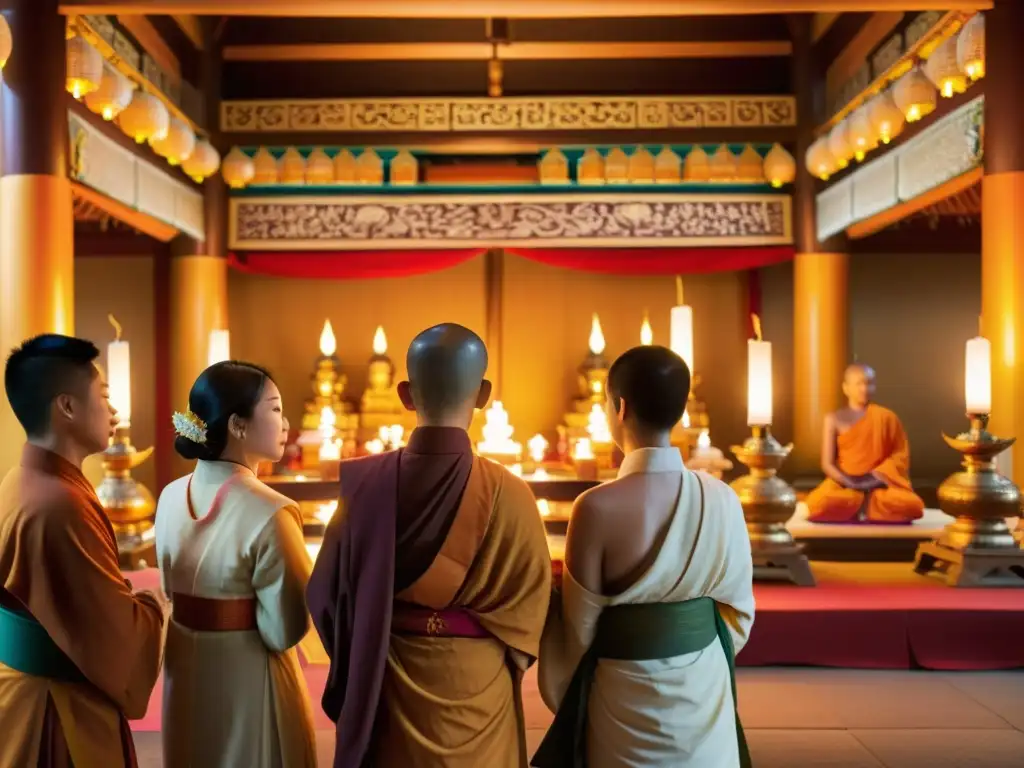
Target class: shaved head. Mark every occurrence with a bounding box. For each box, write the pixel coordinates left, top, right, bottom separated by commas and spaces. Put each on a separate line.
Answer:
400, 323, 490, 424
842, 363, 876, 408
844, 363, 875, 382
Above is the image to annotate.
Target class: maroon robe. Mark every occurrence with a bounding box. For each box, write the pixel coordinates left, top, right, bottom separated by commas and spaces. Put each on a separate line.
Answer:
307, 427, 475, 768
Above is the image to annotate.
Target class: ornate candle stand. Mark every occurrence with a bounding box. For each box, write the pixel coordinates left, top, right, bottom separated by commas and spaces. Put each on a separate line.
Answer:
564, 350, 609, 448
359, 329, 412, 445
95, 425, 156, 569
914, 414, 1024, 587
300, 348, 357, 468
730, 426, 814, 586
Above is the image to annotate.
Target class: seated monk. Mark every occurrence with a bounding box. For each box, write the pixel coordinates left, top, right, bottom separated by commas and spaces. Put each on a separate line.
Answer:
806, 363, 925, 524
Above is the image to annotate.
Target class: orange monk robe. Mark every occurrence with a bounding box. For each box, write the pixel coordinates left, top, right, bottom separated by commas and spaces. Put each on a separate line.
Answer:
807, 404, 925, 524
0, 446, 166, 767
374, 457, 551, 768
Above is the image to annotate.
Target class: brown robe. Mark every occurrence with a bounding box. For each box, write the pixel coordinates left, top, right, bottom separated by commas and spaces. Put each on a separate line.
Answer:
308, 426, 551, 768
0, 445, 166, 767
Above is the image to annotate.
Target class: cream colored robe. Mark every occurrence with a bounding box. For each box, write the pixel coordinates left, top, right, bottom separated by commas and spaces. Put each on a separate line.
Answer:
155, 461, 317, 768
539, 448, 755, 768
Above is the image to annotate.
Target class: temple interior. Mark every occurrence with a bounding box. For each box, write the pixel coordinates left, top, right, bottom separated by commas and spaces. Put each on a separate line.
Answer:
1, 2, 1023, 764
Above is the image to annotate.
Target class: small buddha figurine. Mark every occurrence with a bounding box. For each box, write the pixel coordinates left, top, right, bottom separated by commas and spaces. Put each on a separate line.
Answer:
806, 364, 925, 524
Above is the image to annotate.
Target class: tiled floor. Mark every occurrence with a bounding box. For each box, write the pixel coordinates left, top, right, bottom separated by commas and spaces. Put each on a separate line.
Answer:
135, 669, 1024, 767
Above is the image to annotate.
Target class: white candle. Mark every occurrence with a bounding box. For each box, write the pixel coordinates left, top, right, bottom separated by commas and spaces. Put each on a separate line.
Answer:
670, 275, 694, 371
208, 329, 231, 367
747, 320, 773, 426
965, 336, 992, 415
107, 336, 132, 427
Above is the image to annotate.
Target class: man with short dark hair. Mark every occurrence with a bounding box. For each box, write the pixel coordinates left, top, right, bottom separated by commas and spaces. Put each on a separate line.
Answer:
308, 323, 551, 768
0, 334, 167, 768
535, 345, 754, 768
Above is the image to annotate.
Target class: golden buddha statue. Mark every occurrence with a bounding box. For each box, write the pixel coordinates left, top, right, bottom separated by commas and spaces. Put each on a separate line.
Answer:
300, 320, 358, 466
806, 364, 925, 524
359, 325, 414, 444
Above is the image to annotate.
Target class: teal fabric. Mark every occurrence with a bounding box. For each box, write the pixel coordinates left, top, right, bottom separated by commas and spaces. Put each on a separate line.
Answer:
531, 596, 751, 768
0, 604, 86, 683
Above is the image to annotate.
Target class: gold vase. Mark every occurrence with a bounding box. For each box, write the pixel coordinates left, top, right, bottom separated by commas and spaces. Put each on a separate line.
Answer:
729, 426, 798, 548
95, 425, 155, 569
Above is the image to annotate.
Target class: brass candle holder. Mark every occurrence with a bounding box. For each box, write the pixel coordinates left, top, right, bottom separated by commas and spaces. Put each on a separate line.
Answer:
914, 414, 1024, 586
730, 426, 814, 586
95, 425, 156, 570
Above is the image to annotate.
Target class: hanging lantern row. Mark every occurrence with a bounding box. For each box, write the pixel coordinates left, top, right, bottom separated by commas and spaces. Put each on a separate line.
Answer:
65, 34, 220, 183
805, 13, 985, 181
223, 147, 404, 188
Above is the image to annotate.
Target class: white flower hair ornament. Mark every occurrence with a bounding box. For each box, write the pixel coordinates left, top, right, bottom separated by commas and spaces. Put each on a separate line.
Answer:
172, 408, 208, 444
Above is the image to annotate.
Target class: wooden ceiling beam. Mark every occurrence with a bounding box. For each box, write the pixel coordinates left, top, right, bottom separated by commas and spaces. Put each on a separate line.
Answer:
59, 2, 993, 19
223, 40, 793, 62
171, 13, 204, 49
116, 14, 181, 79
812, 13, 841, 43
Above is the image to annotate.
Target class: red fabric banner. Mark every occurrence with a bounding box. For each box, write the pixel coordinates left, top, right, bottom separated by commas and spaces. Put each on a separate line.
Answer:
228, 246, 794, 280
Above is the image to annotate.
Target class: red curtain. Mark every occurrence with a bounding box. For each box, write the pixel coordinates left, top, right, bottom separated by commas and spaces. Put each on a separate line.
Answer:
228, 246, 793, 280
228, 249, 486, 280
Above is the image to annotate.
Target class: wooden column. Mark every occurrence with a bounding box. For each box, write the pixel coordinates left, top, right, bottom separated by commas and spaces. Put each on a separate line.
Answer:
484, 249, 504, 398
0, 0, 74, 474
167, 20, 228, 480
981, 0, 1024, 484
789, 14, 849, 474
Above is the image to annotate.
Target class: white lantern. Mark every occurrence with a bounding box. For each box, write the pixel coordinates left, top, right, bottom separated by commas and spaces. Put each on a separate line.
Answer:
149, 117, 195, 166
763, 144, 795, 188
222, 147, 255, 188
708, 145, 738, 181
957, 13, 985, 82
893, 66, 937, 123
0, 16, 12, 70
279, 147, 306, 185
181, 140, 220, 183
827, 120, 853, 169
805, 137, 837, 181
306, 148, 334, 184
868, 91, 905, 144
848, 106, 878, 162
118, 91, 169, 144
66, 35, 103, 99
924, 36, 968, 99
84, 64, 134, 121
252, 147, 278, 184
736, 145, 765, 181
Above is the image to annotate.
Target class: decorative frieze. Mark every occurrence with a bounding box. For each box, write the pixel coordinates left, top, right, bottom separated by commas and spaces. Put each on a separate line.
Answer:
220, 96, 797, 134
68, 112, 205, 240
229, 193, 791, 249
816, 178, 854, 242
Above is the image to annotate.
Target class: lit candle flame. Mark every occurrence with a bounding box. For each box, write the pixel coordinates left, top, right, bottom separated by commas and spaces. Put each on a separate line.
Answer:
315, 500, 338, 524
675, 275, 684, 306
752, 314, 763, 342
589, 313, 606, 356
108, 314, 123, 342
640, 313, 653, 346
528, 433, 548, 463
587, 403, 612, 444
573, 437, 595, 461
372, 325, 387, 356
319, 405, 336, 432
682, 410, 691, 429
319, 319, 337, 357
537, 499, 551, 518
697, 429, 711, 450
365, 438, 384, 454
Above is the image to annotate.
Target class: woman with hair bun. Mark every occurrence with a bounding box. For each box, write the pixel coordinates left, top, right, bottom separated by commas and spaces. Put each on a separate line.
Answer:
154, 361, 317, 768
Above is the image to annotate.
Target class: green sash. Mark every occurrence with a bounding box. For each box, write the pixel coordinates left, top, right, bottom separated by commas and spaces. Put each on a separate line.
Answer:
0, 604, 86, 683
531, 596, 751, 768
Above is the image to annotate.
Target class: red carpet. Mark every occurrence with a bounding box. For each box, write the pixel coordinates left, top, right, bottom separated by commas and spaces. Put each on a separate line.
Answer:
123, 563, 1024, 732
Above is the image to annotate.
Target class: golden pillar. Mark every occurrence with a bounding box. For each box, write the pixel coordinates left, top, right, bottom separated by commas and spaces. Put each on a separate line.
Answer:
0, 0, 75, 475
981, 0, 1024, 486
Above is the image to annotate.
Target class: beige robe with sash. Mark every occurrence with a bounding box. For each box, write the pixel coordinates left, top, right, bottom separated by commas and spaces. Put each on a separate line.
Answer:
368, 455, 552, 768
539, 448, 755, 768
155, 460, 317, 768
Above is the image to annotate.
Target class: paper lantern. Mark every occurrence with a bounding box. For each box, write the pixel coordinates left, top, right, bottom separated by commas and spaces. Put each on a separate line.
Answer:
654, 147, 681, 184
925, 36, 967, 98
538, 148, 569, 185
118, 91, 169, 144
957, 14, 985, 82
305, 148, 334, 184
604, 148, 629, 184
893, 66, 937, 123
84, 64, 134, 121
181, 140, 220, 183
763, 144, 795, 188
868, 91, 905, 144
149, 117, 195, 166
66, 35, 102, 99
221, 147, 255, 189
628, 146, 655, 184
736, 145, 765, 181
279, 148, 306, 185
683, 146, 711, 181
356, 149, 384, 185
390, 149, 418, 186
827, 121, 853, 169
0, 16, 12, 69
578, 148, 605, 185
252, 147, 278, 184
806, 137, 837, 181
709, 145, 737, 181
334, 149, 357, 183
848, 106, 878, 162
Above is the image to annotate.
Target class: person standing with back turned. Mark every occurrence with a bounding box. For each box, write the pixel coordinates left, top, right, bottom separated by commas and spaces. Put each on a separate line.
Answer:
0, 334, 167, 767
308, 323, 551, 768
534, 345, 754, 768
